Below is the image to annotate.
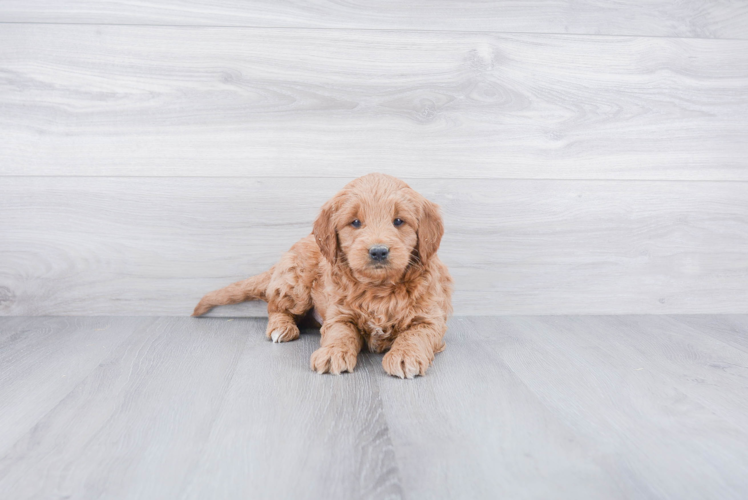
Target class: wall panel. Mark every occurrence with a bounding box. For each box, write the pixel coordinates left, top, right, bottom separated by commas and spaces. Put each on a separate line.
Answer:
1, 177, 746, 316
2, 25, 748, 180
2, 1, 747, 39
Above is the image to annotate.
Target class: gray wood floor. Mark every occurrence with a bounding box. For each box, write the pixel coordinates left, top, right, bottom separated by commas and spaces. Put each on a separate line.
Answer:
1, 315, 747, 499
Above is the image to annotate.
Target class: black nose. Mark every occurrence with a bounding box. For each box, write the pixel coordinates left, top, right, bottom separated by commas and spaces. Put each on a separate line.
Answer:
369, 245, 389, 262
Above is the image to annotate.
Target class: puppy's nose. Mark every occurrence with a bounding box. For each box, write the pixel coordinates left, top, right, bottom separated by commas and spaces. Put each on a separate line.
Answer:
369, 245, 389, 262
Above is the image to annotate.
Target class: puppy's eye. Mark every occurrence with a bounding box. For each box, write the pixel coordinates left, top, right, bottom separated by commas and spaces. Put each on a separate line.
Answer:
393, 218, 404, 227
351, 219, 362, 228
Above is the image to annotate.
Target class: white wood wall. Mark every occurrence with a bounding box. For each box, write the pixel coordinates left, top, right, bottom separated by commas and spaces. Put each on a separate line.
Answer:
1, 2, 747, 316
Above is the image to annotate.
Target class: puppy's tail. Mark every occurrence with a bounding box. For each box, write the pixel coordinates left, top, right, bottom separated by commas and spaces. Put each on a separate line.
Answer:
192, 268, 274, 317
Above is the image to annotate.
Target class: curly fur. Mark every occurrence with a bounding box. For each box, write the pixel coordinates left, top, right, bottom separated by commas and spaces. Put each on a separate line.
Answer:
193, 173, 453, 378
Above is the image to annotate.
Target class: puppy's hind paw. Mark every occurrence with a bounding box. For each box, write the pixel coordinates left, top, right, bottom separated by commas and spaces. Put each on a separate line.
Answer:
267, 323, 300, 343
265, 313, 300, 343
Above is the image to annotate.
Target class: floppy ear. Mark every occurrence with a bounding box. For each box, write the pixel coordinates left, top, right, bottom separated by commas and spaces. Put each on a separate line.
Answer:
313, 196, 340, 264
417, 198, 444, 263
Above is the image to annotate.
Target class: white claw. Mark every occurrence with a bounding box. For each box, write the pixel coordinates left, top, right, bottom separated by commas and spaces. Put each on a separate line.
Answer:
271, 330, 282, 343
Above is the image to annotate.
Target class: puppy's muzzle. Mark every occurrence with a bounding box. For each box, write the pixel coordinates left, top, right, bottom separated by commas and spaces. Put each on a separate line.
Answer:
368, 245, 389, 262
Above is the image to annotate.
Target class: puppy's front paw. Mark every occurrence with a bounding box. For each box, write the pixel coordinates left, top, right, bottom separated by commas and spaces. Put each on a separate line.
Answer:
383, 347, 432, 379
310, 346, 357, 375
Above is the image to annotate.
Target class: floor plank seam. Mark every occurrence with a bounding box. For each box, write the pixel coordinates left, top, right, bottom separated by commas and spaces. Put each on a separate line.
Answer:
1, 21, 747, 42
3, 175, 748, 184
363, 354, 406, 499
174, 322, 253, 498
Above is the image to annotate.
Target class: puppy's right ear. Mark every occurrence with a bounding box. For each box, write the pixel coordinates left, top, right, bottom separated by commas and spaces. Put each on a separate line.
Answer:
313, 196, 340, 264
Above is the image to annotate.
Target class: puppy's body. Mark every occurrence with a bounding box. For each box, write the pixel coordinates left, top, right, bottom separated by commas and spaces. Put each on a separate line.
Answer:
193, 174, 452, 378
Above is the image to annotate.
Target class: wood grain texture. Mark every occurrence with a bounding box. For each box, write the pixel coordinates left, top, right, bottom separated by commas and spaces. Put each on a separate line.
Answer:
376, 317, 626, 499
0, 317, 402, 500
2, 25, 748, 180
0, 316, 249, 499
180, 325, 402, 500
379, 316, 748, 499
2, 316, 748, 498
2, 177, 747, 316
670, 315, 748, 354
604, 315, 748, 435
488, 315, 748, 499
2, 1, 748, 39
0, 316, 152, 456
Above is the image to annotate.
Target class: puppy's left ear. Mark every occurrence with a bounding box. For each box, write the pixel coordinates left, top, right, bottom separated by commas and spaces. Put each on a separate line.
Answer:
417, 198, 444, 263
313, 195, 341, 264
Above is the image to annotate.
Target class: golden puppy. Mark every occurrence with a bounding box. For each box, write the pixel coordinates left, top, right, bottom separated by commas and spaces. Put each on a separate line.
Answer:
193, 173, 453, 378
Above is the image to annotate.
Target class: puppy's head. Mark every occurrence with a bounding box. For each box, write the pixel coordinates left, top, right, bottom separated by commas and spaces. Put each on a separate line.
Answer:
313, 173, 444, 282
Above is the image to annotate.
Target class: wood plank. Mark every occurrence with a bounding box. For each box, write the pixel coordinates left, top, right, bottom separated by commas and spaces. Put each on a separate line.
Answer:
622, 315, 748, 434
0, 316, 249, 499
0, 317, 401, 499
3, 25, 748, 180
0, 316, 152, 455
2, 315, 748, 497
491, 315, 748, 499
375, 317, 626, 499
1, 177, 747, 316
670, 315, 748, 354
180, 324, 401, 500
524, 315, 748, 434
1, 1, 747, 39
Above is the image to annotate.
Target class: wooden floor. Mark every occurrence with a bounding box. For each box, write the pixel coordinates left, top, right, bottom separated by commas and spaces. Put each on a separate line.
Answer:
1, 316, 747, 499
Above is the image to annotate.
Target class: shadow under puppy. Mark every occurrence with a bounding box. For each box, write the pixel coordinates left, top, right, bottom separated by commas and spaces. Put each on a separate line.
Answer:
193, 173, 453, 378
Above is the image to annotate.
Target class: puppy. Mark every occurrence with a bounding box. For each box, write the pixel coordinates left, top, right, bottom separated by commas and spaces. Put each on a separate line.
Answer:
193, 173, 453, 378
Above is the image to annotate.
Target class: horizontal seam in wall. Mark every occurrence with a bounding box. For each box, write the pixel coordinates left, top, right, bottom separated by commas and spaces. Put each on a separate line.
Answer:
1, 175, 748, 183
0, 21, 746, 42
1, 313, 744, 318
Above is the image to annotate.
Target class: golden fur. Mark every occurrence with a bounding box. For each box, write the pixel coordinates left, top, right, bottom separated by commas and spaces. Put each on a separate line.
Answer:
193, 173, 453, 378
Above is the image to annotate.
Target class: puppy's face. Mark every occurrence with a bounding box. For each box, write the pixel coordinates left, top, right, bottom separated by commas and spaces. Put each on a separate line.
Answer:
314, 174, 444, 283
336, 193, 419, 281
